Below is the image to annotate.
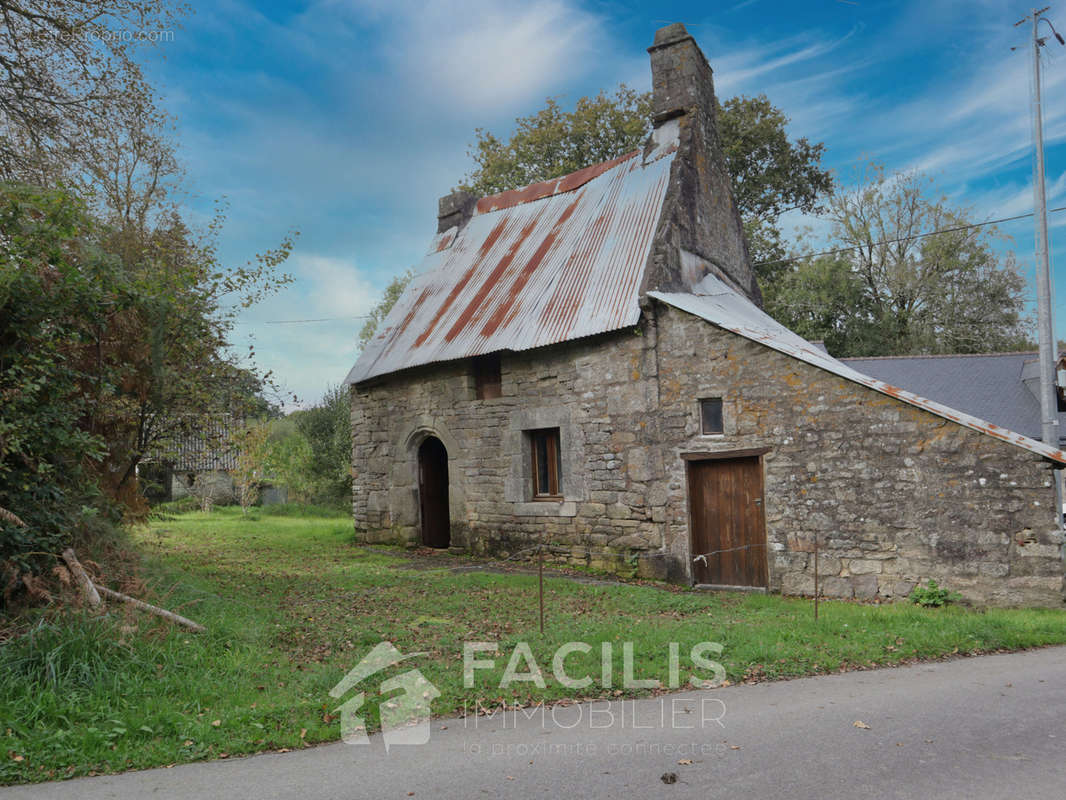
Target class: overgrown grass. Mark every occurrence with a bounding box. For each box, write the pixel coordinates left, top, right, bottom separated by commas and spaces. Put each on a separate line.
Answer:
3, 505, 1066, 784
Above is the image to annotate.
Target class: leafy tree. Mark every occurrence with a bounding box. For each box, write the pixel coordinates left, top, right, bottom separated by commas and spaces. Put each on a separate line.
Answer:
358, 269, 415, 350
232, 421, 271, 514
462, 86, 652, 196
763, 255, 880, 357
95, 206, 295, 496
769, 164, 1031, 356
0, 182, 294, 574
460, 86, 831, 281
716, 95, 833, 280
291, 384, 352, 507
262, 416, 313, 502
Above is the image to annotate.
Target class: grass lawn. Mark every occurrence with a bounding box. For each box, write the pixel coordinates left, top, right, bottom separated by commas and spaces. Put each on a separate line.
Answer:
4, 504, 1066, 784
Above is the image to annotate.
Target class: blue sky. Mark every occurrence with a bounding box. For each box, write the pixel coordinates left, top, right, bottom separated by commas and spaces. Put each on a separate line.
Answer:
140, 0, 1066, 406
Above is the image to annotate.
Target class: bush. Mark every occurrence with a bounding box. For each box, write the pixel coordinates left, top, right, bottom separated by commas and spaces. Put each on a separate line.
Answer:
289, 384, 351, 508
909, 580, 962, 607
0, 185, 115, 580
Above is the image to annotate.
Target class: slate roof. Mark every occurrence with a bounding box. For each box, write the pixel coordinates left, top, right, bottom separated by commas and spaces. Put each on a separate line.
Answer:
344, 126, 679, 385
650, 277, 1066, 465
841, 352, 1066, 445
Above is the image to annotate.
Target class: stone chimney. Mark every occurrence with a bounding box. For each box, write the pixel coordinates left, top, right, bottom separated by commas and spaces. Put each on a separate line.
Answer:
437, 189, 476, 234
648, 23, 717, 125
641, 23, 763, 306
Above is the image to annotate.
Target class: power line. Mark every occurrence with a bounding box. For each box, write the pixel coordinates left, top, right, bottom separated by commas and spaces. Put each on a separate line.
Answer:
262, 315, 370, 324
754, 205, 1066, 268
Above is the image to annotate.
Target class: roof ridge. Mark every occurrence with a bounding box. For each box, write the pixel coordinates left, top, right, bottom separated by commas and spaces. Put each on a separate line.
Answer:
841, 351, 1039, 361
474, 150, 641, 216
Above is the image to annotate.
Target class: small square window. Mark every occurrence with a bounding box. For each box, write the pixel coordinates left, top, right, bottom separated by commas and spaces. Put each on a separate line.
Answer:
700, 398, 724, 435
529, 428, 562, 499
473, 354, 501, 399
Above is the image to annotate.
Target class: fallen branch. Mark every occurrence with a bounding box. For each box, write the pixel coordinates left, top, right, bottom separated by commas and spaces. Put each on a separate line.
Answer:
94, 584, 206, 633
0, 506, 26, 527
61, 548, 102, 610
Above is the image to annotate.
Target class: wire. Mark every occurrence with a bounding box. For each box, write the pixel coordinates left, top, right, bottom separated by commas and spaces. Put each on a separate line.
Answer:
262, 315, 370, 324
692, 542, 767, 563
754, 205, 1066, 269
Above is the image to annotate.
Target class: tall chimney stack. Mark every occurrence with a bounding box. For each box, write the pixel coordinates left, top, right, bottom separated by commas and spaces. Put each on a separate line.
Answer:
647, 23, 717, 125
641, 23, 763, 306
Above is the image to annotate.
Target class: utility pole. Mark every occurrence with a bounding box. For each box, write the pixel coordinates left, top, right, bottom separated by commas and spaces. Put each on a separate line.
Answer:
1018, 6, 1065, 528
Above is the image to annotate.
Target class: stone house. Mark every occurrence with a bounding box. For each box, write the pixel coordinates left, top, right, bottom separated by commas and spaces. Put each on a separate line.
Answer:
345, 23, 1066, 606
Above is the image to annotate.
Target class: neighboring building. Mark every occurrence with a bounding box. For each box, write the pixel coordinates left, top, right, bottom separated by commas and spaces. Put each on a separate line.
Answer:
161, 418, 240, 504
345, 24, 1066, 606
840, 352, 1066, 447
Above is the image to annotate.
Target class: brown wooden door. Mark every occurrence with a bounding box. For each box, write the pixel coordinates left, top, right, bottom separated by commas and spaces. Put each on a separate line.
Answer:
417, 437, 450, 548
688, 456, 767, 587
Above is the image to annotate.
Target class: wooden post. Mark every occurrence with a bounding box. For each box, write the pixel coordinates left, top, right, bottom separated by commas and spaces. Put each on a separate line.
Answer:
813, 534, 820, 621
538, 539, 545, 635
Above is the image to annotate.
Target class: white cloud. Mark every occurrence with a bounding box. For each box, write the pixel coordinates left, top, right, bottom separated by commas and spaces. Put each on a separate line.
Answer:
232, 253, 383, 406
337, 0, 603, 112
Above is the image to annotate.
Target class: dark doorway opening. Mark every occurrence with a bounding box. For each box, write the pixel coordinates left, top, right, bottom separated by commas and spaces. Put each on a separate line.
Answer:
417, 436, 450, 548
687, 455, 768, 588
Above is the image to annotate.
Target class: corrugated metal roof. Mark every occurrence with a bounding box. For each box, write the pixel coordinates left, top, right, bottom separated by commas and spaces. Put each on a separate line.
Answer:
346, 134, 678, 385
650, 278, 1066, 465
146, 417, 241, 472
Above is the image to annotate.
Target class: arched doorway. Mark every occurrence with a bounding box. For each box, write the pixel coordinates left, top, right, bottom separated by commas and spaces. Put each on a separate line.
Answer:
417, 436, 450, 548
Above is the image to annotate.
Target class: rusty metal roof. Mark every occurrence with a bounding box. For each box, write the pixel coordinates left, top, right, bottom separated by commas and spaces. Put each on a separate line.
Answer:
651, 278, 1066, 465
345, 133, 678, 385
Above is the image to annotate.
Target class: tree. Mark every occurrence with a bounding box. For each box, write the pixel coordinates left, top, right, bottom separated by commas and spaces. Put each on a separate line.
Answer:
460, 87, 832, 280
462, 86, 651, 197
358, 269, 415, 349
94, 205, 295, 497
716, 95, 833, 281
232, 421, 271, 515
763, 255, 880, 357
0, 0, 185, 190
291, 384, 352, 507
0, 183, 294, 569
261, 416, 312, 502
768, 164, 1031, 356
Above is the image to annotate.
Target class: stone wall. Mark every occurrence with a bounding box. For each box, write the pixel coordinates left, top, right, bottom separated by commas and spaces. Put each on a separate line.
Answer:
351, 324, 671, 575
652, 303, 1065, 607
350, 303, 1065, 607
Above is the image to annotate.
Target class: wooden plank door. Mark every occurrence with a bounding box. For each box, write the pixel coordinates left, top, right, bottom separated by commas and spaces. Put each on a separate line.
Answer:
688, 456, 767, 587
417, 437, 450, 548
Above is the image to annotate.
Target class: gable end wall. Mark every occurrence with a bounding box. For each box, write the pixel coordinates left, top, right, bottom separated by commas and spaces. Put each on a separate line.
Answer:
654, 304, 1064, 607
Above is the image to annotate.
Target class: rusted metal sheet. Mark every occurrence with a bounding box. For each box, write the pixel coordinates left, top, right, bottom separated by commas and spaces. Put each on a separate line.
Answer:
347, 143, 677, 385
650, 280, 1066, 466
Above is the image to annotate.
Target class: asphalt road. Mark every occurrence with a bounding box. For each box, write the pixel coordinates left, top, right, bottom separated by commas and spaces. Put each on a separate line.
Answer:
4, 646, 1066, 799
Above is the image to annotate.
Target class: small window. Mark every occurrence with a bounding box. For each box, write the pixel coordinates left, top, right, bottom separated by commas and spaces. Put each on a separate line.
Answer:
530, 428, 562, 499
473, 354, 501, 399
700, 398, 724, 435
